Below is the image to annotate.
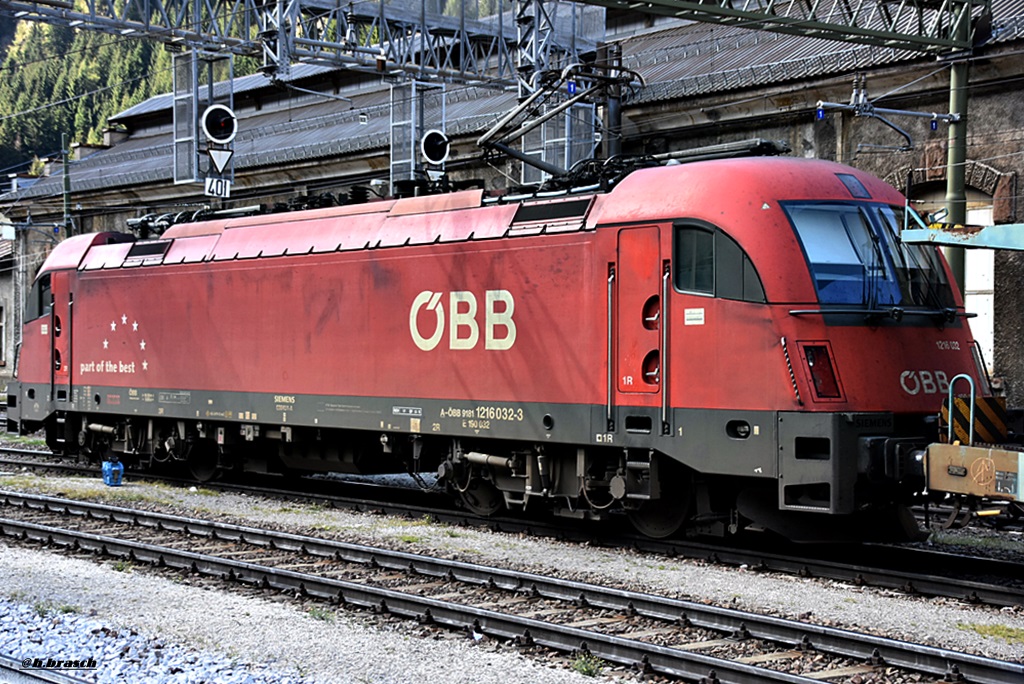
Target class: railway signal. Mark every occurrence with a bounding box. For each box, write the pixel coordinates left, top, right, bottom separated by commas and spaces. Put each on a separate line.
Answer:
201, 104, 238, 145
201, 104, 236, 198
420, 129, 450, 165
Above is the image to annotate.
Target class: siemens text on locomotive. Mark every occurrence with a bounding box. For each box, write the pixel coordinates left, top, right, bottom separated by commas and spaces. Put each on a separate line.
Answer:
6, 156, 989, 541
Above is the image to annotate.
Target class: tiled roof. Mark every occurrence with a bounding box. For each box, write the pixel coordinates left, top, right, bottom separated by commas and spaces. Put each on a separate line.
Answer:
621, 0, 1024, 104
8, 83, 517, 200
110, 64, 343, 122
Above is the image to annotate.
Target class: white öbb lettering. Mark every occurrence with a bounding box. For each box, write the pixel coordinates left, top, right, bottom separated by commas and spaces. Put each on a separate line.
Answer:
899, 370, 951, 396
410, 290, 517, 351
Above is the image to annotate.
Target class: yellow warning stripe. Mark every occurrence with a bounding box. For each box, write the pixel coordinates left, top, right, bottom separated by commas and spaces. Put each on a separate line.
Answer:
941, 396, 1007, 445
976, 397, 1008, 440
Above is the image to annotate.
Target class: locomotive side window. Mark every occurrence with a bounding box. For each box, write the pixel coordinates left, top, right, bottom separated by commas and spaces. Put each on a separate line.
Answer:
25, 273, 51, 321
674, 228, 713, 294
673, 224, 766, 303
716, 235, 744, 300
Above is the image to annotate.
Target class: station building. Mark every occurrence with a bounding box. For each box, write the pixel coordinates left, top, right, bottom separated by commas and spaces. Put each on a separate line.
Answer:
3, 3, 1024, 404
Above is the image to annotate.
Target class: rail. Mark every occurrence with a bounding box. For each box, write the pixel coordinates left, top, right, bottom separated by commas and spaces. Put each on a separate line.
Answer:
1, 451, 1023, 607
0, 491, 1021, 684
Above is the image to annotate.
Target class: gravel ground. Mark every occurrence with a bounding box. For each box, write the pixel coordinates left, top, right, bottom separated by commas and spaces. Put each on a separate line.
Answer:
0, 547, 608, 684
0, 471, 1023, 683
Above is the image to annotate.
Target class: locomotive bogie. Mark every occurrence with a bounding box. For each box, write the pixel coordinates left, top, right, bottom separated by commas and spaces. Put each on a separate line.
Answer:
7, 157, 990, 540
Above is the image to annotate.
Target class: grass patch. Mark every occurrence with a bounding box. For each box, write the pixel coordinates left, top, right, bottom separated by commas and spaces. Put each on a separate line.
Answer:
571, 652, 605, 677
396, 516, 432, 528
930, 531, 1023, 554
307, 605, 335, 622
0, 474, 44, 489
957, 622, 1024, 644
397, 534, 423, 544
1, 435, 48, 447
1, 475, 179, 507
32, 600, 78, 617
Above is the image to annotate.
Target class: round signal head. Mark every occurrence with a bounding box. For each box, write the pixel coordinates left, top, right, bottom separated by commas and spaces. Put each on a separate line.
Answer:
420, 129, 450, 165
202, 104, 238, 145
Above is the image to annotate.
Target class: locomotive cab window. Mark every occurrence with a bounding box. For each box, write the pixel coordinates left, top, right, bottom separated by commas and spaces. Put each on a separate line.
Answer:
673, 223, 765, 303
25, 273, 51, 321
784, 202, 954, 309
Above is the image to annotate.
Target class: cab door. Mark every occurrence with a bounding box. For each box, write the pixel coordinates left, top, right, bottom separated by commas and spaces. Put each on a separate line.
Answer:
49, 270, 73, 404
615, 226, 662, 395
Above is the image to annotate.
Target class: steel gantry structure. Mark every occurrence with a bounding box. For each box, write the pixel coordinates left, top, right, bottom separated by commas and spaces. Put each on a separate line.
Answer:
0, 0, 992, 75
581, 0, 991, 52
0, 0, 606, 84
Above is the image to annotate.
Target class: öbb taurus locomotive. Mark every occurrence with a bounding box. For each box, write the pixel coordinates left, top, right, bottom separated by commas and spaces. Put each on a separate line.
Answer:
7, 156, 988, 540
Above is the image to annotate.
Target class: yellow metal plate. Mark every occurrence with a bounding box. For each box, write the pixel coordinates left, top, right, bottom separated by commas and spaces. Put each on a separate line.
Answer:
926, 443, 1021, 501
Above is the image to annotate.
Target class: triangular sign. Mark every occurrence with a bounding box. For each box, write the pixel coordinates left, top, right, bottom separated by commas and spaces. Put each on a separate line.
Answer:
209, 149, 233, 175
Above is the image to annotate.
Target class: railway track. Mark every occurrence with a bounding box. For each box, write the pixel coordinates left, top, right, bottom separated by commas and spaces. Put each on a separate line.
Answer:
0, 490, 1021, 684
2, 450, 1023, 608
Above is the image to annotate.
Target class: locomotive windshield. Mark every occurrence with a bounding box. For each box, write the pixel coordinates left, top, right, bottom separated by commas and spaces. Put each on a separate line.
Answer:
784, 202, 954, 309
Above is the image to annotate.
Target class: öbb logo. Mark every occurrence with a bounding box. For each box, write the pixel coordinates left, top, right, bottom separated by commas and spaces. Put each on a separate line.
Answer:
899, 370, 951, 395
410, 290, 517, 351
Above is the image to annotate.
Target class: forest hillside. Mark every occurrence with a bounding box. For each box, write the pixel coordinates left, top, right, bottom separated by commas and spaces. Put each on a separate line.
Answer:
0, 19, 180, 176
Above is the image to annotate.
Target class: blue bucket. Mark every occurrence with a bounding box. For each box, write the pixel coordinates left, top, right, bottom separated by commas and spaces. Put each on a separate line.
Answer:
101, 460, 124, 487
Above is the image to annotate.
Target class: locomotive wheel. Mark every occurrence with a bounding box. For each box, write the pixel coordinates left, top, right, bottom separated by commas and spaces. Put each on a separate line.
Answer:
626, 458, 692, 538
459, 478, 504, 517
627, 497, 690, 538
186, 440, 221, 483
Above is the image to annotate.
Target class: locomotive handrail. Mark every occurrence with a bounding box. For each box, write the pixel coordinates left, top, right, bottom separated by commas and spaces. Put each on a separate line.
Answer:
661, 262, 670, 434
607, 266, 615, 431
947, 373, 976, 446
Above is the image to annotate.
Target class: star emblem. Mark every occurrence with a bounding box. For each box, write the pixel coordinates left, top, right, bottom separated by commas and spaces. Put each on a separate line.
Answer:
110, 320, 117, 331
132, 321, 139, 332
121, 314, 128, 325
103, 339, 109, 349
140, 340, 147, 351
142, 360, 148, 371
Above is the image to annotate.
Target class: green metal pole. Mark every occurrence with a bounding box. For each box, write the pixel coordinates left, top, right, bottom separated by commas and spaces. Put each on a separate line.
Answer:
944, 13, 971, 296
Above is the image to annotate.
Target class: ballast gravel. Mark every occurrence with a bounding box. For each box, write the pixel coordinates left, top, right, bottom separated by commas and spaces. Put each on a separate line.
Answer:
1, 473, 1023, 683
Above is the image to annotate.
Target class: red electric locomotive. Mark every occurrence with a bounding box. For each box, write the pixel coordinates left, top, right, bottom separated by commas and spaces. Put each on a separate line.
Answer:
6, 155, 987, 540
